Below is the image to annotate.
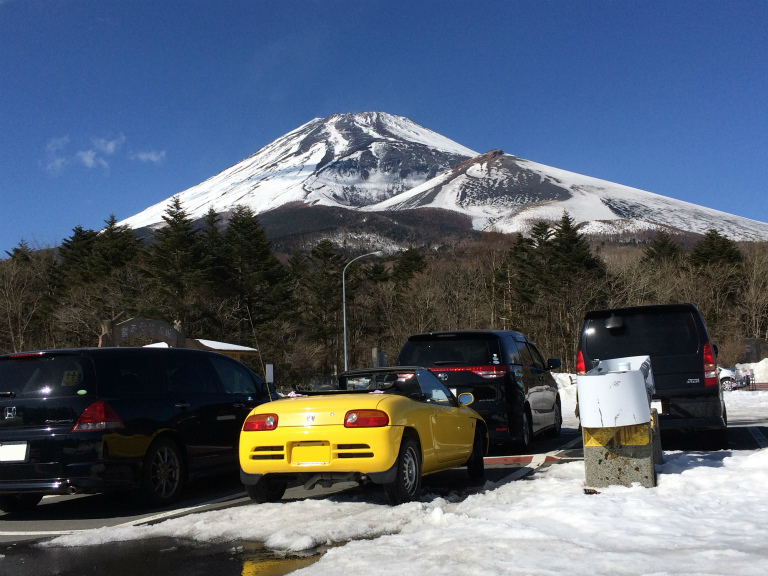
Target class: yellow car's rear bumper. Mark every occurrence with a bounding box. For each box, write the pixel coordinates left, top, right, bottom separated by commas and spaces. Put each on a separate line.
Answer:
239, 425, 404, 476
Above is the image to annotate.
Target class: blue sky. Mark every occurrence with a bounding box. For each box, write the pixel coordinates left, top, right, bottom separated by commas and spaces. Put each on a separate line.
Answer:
2, 0, 766, 255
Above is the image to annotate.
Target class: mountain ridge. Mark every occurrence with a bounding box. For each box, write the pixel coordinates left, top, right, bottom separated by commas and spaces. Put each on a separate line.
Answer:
118, 111, 768, 244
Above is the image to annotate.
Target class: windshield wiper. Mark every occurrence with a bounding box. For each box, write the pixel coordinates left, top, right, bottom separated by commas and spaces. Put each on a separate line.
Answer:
432, 361, 467, 366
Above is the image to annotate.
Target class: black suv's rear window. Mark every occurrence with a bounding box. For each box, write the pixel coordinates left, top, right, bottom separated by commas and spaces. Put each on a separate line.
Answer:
584, 310, 700, 360
0, 354, 95, 398
397, 335, 502, 366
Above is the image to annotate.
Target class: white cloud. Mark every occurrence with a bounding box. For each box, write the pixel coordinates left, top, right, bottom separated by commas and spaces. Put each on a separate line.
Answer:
42, 136, 71, 174
92, 134, 126, 155
42, 133, 163, 174
131, 150, 166, 164
76, 149, 109, 170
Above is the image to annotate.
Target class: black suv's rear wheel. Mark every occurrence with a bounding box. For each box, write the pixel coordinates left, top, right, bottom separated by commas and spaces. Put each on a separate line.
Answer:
548, 399, 563, 438
515, 407, 533, 451
141, 437, 184, 507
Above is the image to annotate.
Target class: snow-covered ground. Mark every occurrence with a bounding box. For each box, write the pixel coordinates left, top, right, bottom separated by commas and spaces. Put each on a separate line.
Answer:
26, 379, 768, 576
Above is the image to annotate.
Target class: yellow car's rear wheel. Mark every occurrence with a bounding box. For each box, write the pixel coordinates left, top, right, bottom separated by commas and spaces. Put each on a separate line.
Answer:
384, 436, 421, 505
245, 475, 288, 504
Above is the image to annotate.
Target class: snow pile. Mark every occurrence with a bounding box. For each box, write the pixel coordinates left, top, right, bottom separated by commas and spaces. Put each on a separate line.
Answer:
39, 380, 768, 576
736, 358, 768, 382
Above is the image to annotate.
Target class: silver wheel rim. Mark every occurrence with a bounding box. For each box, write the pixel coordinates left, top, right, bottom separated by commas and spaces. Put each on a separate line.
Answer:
402, 446, 418, 495
151, 446, 180, 499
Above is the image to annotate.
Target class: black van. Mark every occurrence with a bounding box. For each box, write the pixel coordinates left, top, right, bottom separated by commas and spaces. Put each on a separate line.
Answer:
396, 330, 562, 448
576, 303, 727, 448
0, 347, 274, 513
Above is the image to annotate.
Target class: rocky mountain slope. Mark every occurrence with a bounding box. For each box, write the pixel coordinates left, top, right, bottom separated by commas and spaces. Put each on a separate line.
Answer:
119, 112, 768, 244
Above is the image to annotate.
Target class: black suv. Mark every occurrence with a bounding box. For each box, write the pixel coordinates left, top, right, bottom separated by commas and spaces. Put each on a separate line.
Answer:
576, 303, 727, 448
0, 347, 274, 513
396, 330, 562, 447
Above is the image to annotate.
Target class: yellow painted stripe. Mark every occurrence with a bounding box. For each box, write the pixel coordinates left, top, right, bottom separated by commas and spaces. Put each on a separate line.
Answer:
583, 424, 650, 447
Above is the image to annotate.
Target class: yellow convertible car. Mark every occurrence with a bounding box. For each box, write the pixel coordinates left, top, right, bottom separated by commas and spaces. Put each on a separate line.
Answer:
239, 367, 487, 505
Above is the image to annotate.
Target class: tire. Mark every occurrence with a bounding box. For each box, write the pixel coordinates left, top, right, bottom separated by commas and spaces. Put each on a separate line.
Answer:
703, 428, 729, 451
514, 407, 533, 452
466, 426, 485, 480
245, 475, 288, 504
547, 398, 563, 438
140, 437, 184, 507
0, 493, 43, 513
721, 379, 733, 392
384, 436, 422, 505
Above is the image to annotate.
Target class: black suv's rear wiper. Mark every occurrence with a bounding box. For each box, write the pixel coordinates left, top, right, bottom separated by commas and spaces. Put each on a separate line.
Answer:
0, 391, 16, 398
432, 361, 467, 366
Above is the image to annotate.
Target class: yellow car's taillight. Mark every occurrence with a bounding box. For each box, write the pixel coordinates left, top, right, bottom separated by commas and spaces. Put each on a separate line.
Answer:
243, 413, 279, 431
344, 410, 389, 428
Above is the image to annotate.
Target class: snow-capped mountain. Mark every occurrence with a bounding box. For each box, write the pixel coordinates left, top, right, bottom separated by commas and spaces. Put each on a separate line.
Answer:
368, 149, 768, 241
119, 112, 768, 242
120, 112, 476, 231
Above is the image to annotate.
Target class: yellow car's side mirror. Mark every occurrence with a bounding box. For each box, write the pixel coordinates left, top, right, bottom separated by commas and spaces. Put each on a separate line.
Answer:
457, 392, 474, 407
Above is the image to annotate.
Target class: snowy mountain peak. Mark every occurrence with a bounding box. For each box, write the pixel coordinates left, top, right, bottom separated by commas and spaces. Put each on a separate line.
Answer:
119, 112, 768, 242
119, 112, 476, 231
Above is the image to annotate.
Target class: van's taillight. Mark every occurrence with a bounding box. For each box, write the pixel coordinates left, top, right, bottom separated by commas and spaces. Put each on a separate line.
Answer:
703, 341, 718, 387
429, 365, 506, 379
576, 350, 586, 375
71, 401, 125, 432
243, 414, 278, 431
345, 410, 389, 428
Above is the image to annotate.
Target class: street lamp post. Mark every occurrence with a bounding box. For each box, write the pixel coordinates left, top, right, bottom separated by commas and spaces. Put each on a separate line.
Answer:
343, 250, 382, 371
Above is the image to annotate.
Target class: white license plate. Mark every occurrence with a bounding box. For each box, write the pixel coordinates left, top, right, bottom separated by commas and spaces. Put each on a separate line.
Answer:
0, 441, 28, 462
651, 400, 663, 415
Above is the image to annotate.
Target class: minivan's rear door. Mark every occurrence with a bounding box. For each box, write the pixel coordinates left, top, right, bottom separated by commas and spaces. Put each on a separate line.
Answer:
582, 309, 705, 395
396, 333, 504, 406
0, 352, 97, 482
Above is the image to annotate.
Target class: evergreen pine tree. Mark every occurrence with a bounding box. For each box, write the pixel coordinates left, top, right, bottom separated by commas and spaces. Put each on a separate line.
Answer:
5, 239, 32, 261
58, 226, 98, 283
222, 205, 290, 339
642, 231, 684, 263
551, 211, 603, 274
689, 229, 742, 267
198, 208, 228, 288
146, 197, 203, 322
391, 246, 424, 285
91, 215, 142, 277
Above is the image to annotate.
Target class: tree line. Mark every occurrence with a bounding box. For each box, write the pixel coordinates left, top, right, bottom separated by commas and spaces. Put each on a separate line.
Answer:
2, 200, 765, 387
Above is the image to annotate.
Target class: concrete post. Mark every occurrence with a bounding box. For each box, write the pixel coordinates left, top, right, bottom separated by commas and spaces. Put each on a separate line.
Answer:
578, 356, 662, 489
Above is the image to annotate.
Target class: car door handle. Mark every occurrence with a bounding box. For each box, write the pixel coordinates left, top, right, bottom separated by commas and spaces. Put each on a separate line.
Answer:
233, 403, 245, 408
175, 403, 190, 409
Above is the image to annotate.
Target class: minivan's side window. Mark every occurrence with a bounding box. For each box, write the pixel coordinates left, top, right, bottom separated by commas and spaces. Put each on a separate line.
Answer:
503, 337, 522, 365
112, 354, 166, 396
209, 356, 260, 395
166, 352, 218, 395
526, 343, 546, 371
516, 341, 535, 367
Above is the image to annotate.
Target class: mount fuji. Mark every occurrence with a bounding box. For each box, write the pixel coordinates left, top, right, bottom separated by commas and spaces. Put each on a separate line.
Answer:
119, 112, 768, 244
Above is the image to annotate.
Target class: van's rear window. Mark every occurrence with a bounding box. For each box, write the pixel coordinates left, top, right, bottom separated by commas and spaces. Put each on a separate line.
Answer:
584, 311, 700, 359
0, 355, 95, 398
398, 336, 502, 366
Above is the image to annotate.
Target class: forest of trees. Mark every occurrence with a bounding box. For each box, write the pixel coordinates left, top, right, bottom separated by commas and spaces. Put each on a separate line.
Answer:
3, 198, 767, 389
